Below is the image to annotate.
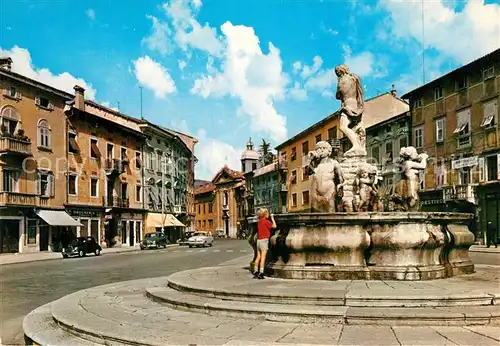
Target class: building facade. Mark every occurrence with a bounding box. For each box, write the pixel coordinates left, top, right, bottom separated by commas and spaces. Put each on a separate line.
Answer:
252, 162, 280, 215
276, 91, 409, 212
0, 58, 81, 254
194, 182, 215, 234
402, 48, 500, 243
65, 88, 147, 248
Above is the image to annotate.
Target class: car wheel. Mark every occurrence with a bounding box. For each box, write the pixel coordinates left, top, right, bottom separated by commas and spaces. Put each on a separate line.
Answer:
209, 242, 213, 247
189, 245, 193, 248
62, 254, 69, 258
79, 250, 85, 257
95, 248, 101, 256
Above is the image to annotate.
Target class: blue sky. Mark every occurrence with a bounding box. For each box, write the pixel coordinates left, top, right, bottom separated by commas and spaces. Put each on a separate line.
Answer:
1, 0, 499, 180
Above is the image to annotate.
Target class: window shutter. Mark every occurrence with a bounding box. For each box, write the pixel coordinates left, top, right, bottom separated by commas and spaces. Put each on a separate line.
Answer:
36, 172, 41, 195
497, 154, 500, 181
478, 157, 485, 182
48, 103, 54, 110
49, 174, 55, 197
35, 96, 41, 106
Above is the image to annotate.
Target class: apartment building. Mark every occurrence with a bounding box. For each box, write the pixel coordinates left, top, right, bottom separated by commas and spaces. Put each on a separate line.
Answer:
140, 121, 190, 243
276, 91, 408, 212
194, 182, 215, 234
0, 58, 81, 254
64, 87, 147, 248
402, 48, 500, 242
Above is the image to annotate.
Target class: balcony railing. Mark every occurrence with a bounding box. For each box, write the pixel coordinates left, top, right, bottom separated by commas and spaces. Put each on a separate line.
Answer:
0, 137, 32, 156
104, 196, 130, 208
0, 192, 39, 206
457, 133, 471, 149
443, 185, 477, 204
105, 159, 125, 174
278, 157, 288, 170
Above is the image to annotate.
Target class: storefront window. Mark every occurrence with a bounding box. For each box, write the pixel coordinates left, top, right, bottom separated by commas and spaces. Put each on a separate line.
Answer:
26, 219, 37, 245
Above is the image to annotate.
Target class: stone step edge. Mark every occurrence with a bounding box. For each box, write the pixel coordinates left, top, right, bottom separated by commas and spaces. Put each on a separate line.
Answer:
167, 279, 497, 308
146, 287, 500, 326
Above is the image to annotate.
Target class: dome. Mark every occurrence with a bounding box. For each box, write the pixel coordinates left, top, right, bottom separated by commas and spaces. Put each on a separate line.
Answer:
240, 137, 259, 160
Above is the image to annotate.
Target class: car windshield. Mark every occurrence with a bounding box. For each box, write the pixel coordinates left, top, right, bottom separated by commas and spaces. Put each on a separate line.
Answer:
193, 232, 207, 236
145, 233, 159, 238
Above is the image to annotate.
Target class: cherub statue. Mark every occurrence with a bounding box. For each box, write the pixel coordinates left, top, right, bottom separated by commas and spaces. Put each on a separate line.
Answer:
391, 147, 429, 211
308, 141, 344, 213
353, 163, 383, 212
335, 64, 366, 157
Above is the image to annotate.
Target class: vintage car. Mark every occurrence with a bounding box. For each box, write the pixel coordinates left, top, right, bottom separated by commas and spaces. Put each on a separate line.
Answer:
177, 231, 194, 246
62, 236, 102, 258
140, 232, 169, 250
187, 231, 214, 248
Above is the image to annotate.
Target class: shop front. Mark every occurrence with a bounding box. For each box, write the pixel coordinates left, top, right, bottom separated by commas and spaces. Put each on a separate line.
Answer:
35, 209, 82, 252
477, 181, 500, 244
0, 215, 22, 254
66, 207, 104, 246
120, 212, 144, 247
145, 212, 185, 244
419, 189, 445, 212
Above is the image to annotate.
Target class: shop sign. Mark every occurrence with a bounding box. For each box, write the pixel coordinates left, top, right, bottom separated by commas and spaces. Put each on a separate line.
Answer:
67, 209, 102, 218
421, 199, 444, 206
105, 214, 113, 220
451, 156, 478, 170
419, 190, 444, 206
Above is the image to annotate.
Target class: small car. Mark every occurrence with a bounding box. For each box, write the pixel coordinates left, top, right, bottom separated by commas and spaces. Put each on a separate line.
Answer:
187, 231, 214, 248
215, 228, 226, 238
140, 232, 169, 250
177, 231, 194, 246
62, 237, 102, 258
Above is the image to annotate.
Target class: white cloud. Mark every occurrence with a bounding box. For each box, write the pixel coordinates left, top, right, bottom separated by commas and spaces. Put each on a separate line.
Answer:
86, 9, 95, 21
320, 22, 339, 36
194, 129, 243, 180
192, 0, 202, 9
304, 67, 336, 92
163, 0, 223, 57
101, 101, 119, 111
142, 15, 172, 56
380, 0, 500, 65
300, 55, 323, 79
288, 81, 308, 101
292, 61, 302, 74
191, 21, 288, 142
0, 46, 97, 99
178, 59, 187, 70
342, 45, 374, 78
133, 56, 176, 98
170, 119, 191, 134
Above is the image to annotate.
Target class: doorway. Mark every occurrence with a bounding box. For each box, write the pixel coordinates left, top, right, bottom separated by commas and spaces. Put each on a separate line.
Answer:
121, 220, 128, 245
129, 220, 135, 246
0, 220, 20, 253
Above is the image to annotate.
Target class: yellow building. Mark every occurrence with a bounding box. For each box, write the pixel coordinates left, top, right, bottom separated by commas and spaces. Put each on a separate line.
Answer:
275, 91, 409, 212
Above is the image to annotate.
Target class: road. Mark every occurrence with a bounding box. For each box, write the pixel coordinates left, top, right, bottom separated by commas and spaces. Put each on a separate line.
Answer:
0, 239, 251, 345
0, 243, 498, 345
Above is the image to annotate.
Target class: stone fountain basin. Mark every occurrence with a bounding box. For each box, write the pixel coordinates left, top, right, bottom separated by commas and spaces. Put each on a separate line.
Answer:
260, 212, 475, 281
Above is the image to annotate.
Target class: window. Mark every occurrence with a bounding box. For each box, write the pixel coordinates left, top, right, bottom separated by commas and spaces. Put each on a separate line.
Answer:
26, 219, 37, 245
371, 145, 380, 164
68, 132, 79, 153
35, 96, 53, 110
105, 142, 113, 160
483, 65, 495, 80
456, 76, 468, 90
121, 183, 128, 200
459, 167, 471, 185
136, 185, 142, 202
399, 136, 408, 149
414, 127, 423, 148
302, 141, 309, 155
90, 177, 98, 198
290, 170, 297, 184
208, 203, 213, 213
486, 155, 499, 181
302, 190, 310, 205
291, 147, 297, 161
328, 126, 337, 140
385, 142, 393, 160
434, 87, 443, 100
413, 98, 423, 108
121, 147, 128, 162
302, 166, 309, 181
203, 204, 206, 214
454, 108, 471, 134
208, 220, 213, 228
292, 193, 297, 207
315, 134, 322, 144
481, 100, 498, 128
3, 86, 21, 100
198, 205, 201, 214
436, 118, 445, 142
435, 162, 447, 187
252, 162, 257, 171
148, 151, 154, 169
3, 170, 19, 192
135, 152, 142, 169
1, 107, 19, 135
90, 139, 100, 159
68, 174, 77, 195
37, 119, 51, 148
38, 171, 54, 197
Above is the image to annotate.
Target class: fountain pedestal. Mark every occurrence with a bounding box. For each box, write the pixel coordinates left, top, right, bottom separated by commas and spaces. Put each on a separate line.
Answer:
253, 212, 475, 281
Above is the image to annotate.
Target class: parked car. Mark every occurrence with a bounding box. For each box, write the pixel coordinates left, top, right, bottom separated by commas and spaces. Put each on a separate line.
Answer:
177, 231, 194, 246
62, 237, 102, 258
140, 232, 169, 250
187, 232, 214, 248
215, 228, 226, 238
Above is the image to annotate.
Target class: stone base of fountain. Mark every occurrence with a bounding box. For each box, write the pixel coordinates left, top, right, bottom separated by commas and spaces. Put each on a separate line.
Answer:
251, 212, 475, 281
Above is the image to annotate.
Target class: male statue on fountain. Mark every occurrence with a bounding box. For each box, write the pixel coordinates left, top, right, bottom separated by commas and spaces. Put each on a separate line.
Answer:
335, 64, 366, 157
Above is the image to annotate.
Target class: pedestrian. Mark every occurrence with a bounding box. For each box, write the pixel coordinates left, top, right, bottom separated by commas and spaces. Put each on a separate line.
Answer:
253, 208, 276, 279
486, 220, 498, 248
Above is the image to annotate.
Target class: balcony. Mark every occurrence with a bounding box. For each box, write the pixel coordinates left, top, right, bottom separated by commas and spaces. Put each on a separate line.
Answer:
443, 185, 477, 204
0, 137, 32, 156
457, 133, 471, 149
0, 192, 39, 206
278, 157, 288, 170
104, 196, 130, 208
222, 204, 229, 212
173, 204, 182, 214
105, 159, 125, 175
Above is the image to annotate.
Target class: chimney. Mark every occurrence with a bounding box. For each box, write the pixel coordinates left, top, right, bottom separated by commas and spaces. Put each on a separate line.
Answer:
0, 57, 13, 71
74, 85, 85, 111
390, 84, 397, 98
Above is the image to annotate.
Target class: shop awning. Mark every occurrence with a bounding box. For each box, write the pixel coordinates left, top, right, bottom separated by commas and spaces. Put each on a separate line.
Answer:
146, 213, 185, 228
36, 210, 82, 226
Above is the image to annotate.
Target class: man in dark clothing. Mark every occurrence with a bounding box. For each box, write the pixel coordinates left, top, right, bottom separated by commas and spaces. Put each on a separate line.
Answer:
486, 221, 498, 248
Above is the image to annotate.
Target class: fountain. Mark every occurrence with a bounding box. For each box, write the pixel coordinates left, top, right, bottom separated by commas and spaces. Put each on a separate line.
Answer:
251, 64, 475, 281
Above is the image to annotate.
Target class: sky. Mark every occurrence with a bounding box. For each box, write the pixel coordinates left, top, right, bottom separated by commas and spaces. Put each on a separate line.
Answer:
1, 0, 499, 180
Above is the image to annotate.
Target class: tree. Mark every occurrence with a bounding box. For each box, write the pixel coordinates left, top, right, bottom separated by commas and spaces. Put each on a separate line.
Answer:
259, 139, 275, 166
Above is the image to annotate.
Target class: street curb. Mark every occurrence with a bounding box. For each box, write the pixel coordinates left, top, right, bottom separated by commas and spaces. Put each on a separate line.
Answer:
1, 243, 180, 266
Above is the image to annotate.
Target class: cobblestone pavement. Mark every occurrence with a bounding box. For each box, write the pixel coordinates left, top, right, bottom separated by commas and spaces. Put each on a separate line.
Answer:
0, 239, 250, 345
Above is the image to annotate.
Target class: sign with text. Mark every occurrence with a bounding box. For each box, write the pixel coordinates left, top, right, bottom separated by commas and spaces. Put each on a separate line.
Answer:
451, 156, 478, 170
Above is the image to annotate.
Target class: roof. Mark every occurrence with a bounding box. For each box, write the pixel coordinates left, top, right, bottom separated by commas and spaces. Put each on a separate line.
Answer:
140, 121, 192, 155
212, 165, 245, 183
194, 179, 211, 190
401, 48, 500, 99
241, 149, 259, 160
195, 182, 216, 195
253, 162, 278, 178
81, 102, 145, 137
275, 93, 409, 150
